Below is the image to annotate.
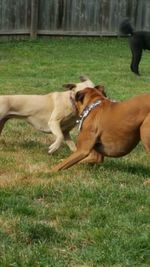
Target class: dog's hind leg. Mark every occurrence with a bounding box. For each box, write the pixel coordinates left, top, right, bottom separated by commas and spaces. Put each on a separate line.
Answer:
79, 149, 104, 164
140, 113, 150, 153
130, 47, 142, 75
0, 118, 8, 135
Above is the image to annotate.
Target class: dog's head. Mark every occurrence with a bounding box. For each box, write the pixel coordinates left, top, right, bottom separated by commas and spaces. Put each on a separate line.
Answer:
75, 85, 107, 114
63, 75, 95, 93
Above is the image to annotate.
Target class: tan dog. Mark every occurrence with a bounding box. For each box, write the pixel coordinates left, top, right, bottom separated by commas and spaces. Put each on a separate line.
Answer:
0, 76, 94, 154
52, 86, 150, 171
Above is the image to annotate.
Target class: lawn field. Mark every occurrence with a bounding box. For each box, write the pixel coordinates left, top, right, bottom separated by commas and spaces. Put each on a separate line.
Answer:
0, 37, 150, 267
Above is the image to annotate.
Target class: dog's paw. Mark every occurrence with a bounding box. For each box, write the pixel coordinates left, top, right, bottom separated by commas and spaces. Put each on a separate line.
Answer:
50, 165, 60, 173
143, 179, 150, 185
48, 145, 57, 154
48, 142, 61, 154
69, 144, 77, 152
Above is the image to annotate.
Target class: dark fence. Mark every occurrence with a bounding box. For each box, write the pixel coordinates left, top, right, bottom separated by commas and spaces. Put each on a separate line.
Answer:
0, 0, 150, 39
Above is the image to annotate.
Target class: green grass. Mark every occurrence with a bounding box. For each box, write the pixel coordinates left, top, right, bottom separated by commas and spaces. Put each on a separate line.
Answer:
0, 37, 150, 267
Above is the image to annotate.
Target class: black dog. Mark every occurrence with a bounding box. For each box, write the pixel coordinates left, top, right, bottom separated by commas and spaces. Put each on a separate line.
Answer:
120, 19, 150, 75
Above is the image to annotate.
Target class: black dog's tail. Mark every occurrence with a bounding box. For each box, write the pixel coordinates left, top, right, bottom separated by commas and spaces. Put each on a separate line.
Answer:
119, 19, 134, 35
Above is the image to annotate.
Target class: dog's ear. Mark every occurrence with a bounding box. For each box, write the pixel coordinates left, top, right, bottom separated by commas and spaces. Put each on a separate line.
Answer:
63, 83, 76, 90
95, 85, 107, 97
75, 91, 85, 103
79, 75, 89, 82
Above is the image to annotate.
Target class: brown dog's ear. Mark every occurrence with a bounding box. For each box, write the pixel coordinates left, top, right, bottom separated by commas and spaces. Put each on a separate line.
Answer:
95, 85, 107, 97
75, 91, 85, 103
63, 83, 76, 90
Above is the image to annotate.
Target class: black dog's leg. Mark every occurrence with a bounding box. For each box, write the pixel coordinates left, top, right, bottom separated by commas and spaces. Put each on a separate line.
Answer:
130, 47, 142, 75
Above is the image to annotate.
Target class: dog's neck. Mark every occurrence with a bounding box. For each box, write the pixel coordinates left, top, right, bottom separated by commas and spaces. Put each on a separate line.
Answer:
76, 97, 117, 131
76, 99, 102, 131
70, 93, 77, 114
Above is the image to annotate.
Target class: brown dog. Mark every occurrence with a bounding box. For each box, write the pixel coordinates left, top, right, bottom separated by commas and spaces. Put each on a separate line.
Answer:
51, 86, 150, 172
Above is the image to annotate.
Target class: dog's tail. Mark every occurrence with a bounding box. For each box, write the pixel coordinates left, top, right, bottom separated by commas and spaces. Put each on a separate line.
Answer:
119, 19, 134, 35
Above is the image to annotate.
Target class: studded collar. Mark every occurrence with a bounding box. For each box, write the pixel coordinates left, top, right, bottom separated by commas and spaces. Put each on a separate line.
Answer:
76, 99, 101, 131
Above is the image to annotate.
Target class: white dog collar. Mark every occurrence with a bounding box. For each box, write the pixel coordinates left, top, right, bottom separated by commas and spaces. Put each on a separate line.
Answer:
76, 100, 101, 131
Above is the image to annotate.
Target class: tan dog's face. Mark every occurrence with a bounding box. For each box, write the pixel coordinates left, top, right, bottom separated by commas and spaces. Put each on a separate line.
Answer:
63, 76, 95, 93
75, 85, 107, 114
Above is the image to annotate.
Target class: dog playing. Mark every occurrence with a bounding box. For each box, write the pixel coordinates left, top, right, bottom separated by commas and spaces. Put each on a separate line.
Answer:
0, 76, 94, 154
51, 86, 150, 172
120, 19, 150, 75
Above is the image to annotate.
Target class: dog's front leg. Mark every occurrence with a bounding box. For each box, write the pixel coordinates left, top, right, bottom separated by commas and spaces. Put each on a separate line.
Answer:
48, 119, 64, 154
64, 132, 76, 152
51, 149, 90, 172
51, 128, 98, 172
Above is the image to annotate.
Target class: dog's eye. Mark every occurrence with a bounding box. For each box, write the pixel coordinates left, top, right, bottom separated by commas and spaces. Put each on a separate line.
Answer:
75, 92, 85, 103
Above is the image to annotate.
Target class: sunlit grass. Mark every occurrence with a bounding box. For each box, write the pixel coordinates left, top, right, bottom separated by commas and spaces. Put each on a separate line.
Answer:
0, 37, 150, 267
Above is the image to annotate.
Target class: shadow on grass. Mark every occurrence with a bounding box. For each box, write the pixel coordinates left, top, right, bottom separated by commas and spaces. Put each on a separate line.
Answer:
19, 140, 45, 150
17, 222, 66, 245
1, 140, 47, 152
87, 159, 150, 177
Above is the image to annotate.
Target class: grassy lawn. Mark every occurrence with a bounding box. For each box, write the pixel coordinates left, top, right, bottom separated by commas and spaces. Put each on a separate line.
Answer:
0, 37, 150, 267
